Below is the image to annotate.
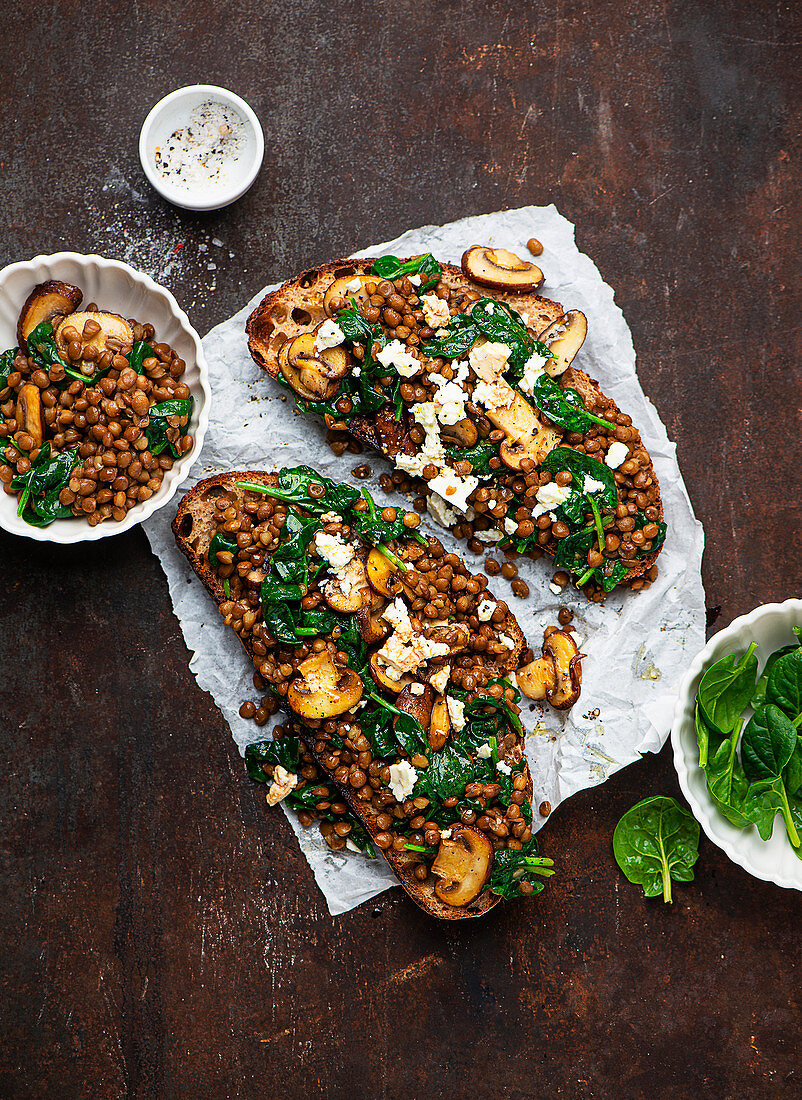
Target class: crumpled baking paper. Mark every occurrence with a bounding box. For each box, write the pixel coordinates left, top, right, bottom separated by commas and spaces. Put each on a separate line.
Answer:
143, 205, 706, 915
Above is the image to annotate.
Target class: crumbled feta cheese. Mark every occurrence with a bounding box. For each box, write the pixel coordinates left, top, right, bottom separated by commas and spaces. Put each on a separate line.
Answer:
519, 311, 531, 329
376, 596, 450, 679
421, 292, 451, 329
475, 529, 503, 543
476, 742, 492, 760
377, 339, 421, 378
487, 499, 496, 510
440, 827, 452, 839
496, 760, 512, 775
504, 517, 519, 536
388, 760, 418, 802
605, 441, 630, 469
477, 598, 496, 621
313, 530, 355, 570
532, 480, 572, 519
446, 696, 466, 732
345, 277, 363, 293
583, 475, 606, 494
498, 633, 515, 650
549, 582, 563, 595
409, 683, 425, 695
395, 452, 430, 477
352, 366, 361, 377
314, 319, 345, 352
472, 377, 515, 413
321, 511, 341, 523
429, 664, 450, 693
427, 492, 458, 528
428, 372, 468, 426
427, 469, 478, 514
468, 341, 511, 381
485, 302, 495, 314
518, 350, 548, 397
266, 765, 298, 806
382, 596, 412, 633
408, 274, 422, 287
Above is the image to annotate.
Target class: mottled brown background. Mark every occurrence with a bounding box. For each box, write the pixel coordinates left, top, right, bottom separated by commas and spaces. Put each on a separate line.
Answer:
0, 1, 800, 1097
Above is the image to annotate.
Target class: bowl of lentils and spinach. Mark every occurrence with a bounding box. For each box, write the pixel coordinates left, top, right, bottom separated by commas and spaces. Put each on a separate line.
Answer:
0, 253, 210, 541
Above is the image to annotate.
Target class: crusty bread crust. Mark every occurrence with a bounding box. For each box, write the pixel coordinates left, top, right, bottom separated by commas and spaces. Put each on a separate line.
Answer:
173, 471, 533, 919
246, 258, 664, 587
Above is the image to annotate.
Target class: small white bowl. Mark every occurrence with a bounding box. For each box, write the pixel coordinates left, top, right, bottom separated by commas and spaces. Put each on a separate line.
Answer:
671, 598, 802, 890
0, 252, 211, 543
139, 85, 264, 211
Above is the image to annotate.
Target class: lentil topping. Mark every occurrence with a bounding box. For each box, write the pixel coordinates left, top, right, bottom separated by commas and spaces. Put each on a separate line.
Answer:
173, 465, 556, 916
246, 251, 665, 600
1, 281, 194, 527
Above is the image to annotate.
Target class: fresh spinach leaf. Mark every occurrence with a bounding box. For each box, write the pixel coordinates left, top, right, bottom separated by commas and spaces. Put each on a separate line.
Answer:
540, 446, 618, 522
127, 340, 155, 374
208, 532, 238, 568
10, 443, 80, 524
26, 322, 68, 371
420, 314, 481, 359
531, 375, 616, 433
371, 253, 441, 284
145, 397, 193, 457
703, 731, 778, 837
0, 346, 18, 388
488, 837, 555, 899
741, 704, 800, 849
244, 738, 300, 781
753, 639, 801, 708
697, 642, 758, 735
612, 796, 700, 903
766, 648, 802, 723
367, 692, 428, 757
443, 438, 500, 475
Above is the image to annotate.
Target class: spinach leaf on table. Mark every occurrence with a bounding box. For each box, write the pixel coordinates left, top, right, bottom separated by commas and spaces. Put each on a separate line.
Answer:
741, 704, 800, 849
488, 837, 555, 900
612, 796, 700, 903
531, 375, 616, 433
697, 642, 758, 734
766, 648, 802, 723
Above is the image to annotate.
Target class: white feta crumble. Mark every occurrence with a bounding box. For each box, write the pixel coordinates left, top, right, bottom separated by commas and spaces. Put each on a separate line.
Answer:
314, 319, 345, 352
421, 292, 451, 329
504, 517, 519, 536
382, 595, 412, 633
266, 765, 298, 806
549, 582, 563, 595
427, 492, 458, 528
313, 530, 355, 570
408, 273, 422, 286
440, 827, 452, 840
376, 596, 450, 680
605, 441, 630, 469
409, 683, 426, 695
476, 742, 492, 760
320, 511, 341, 523
498, 633, 515, 650
428, 372, 468, 426
496, 760, 512, 775
348, 698, 369, 713
345, 277, 363, 293
352, 366, 361, 377
468, 341, 512, 380
532, 480, 572, 519
377, 339, 421, 378
477, 598, 496, 621
429, 664, 450, 693
388, 760, 418, 802
427, 469, 478, 514
518, 350, 548, 397
446, 696, 466, 732
472, 377, 515, 413
583, 475, 606, 494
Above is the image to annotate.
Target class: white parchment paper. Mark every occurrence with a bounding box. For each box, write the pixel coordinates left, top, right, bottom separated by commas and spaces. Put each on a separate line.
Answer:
143, 205, 706, 915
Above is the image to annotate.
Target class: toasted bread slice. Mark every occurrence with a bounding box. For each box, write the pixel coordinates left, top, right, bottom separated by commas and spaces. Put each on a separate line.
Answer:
174, 470, 541, 919
246, 257, 664, 594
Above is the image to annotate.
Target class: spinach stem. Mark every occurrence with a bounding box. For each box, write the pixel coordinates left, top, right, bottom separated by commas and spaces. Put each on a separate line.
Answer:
377, 544, 409, 572
589, 495, 605, 553
778, 784, 800, 847
576, 567, 594, 587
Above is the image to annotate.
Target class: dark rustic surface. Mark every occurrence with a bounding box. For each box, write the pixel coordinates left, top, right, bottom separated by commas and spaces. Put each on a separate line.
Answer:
1, 1, 800, 1097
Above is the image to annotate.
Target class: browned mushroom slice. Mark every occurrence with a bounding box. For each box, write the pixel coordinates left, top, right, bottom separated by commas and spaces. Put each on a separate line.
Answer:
542, 629, 582, 709
439, 417, 478, 449
286, 651, 363, 719
322, 558, 369, 613
396, 683, 434, 732
516, 655, 556, 701
15, 383, 44, 449
538, 311, 588, 377
461, 246, 544, 293
369, 652, 412, 694
323, 275, 372, 316
431, 825, 494, 907
278, 330, 350, 401
355, 605, 389, 644
17, 281, 83, 350
490, 392, 560, 470
428, 695, 451, 751
54, 311, 134, 359
366, 548, 402, 598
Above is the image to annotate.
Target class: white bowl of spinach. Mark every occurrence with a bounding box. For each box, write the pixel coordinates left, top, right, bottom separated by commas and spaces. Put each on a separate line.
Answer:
672, 599, 802, 889
0, 252, 210, 542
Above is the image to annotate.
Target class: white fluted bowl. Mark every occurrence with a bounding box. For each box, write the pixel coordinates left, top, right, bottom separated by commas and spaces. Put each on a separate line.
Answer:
671, 599, 802, 890
0, 253, 210, 542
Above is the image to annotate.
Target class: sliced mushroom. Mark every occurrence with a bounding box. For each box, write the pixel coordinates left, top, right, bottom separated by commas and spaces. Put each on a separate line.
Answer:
355, 606, 389, 644
538, 311, 588, 377
54, 311, 134, 359
366, 548, 402, 598
462, 246, 544, 293
15, 383, 44, 449
17, 281, 83, 349
491, 392, 560, 469
542, 629, 582, 709
286, 650, 363, 719
278, 331, 350, 401
323, 558, 369, 613
516, 656, 556, 701
431, 825, 494, 907
323, 274, 372, 316
396, 683, 434, 732
439, 417, 478, 448
428, 695, 451, 751
369, 652, 411, 694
